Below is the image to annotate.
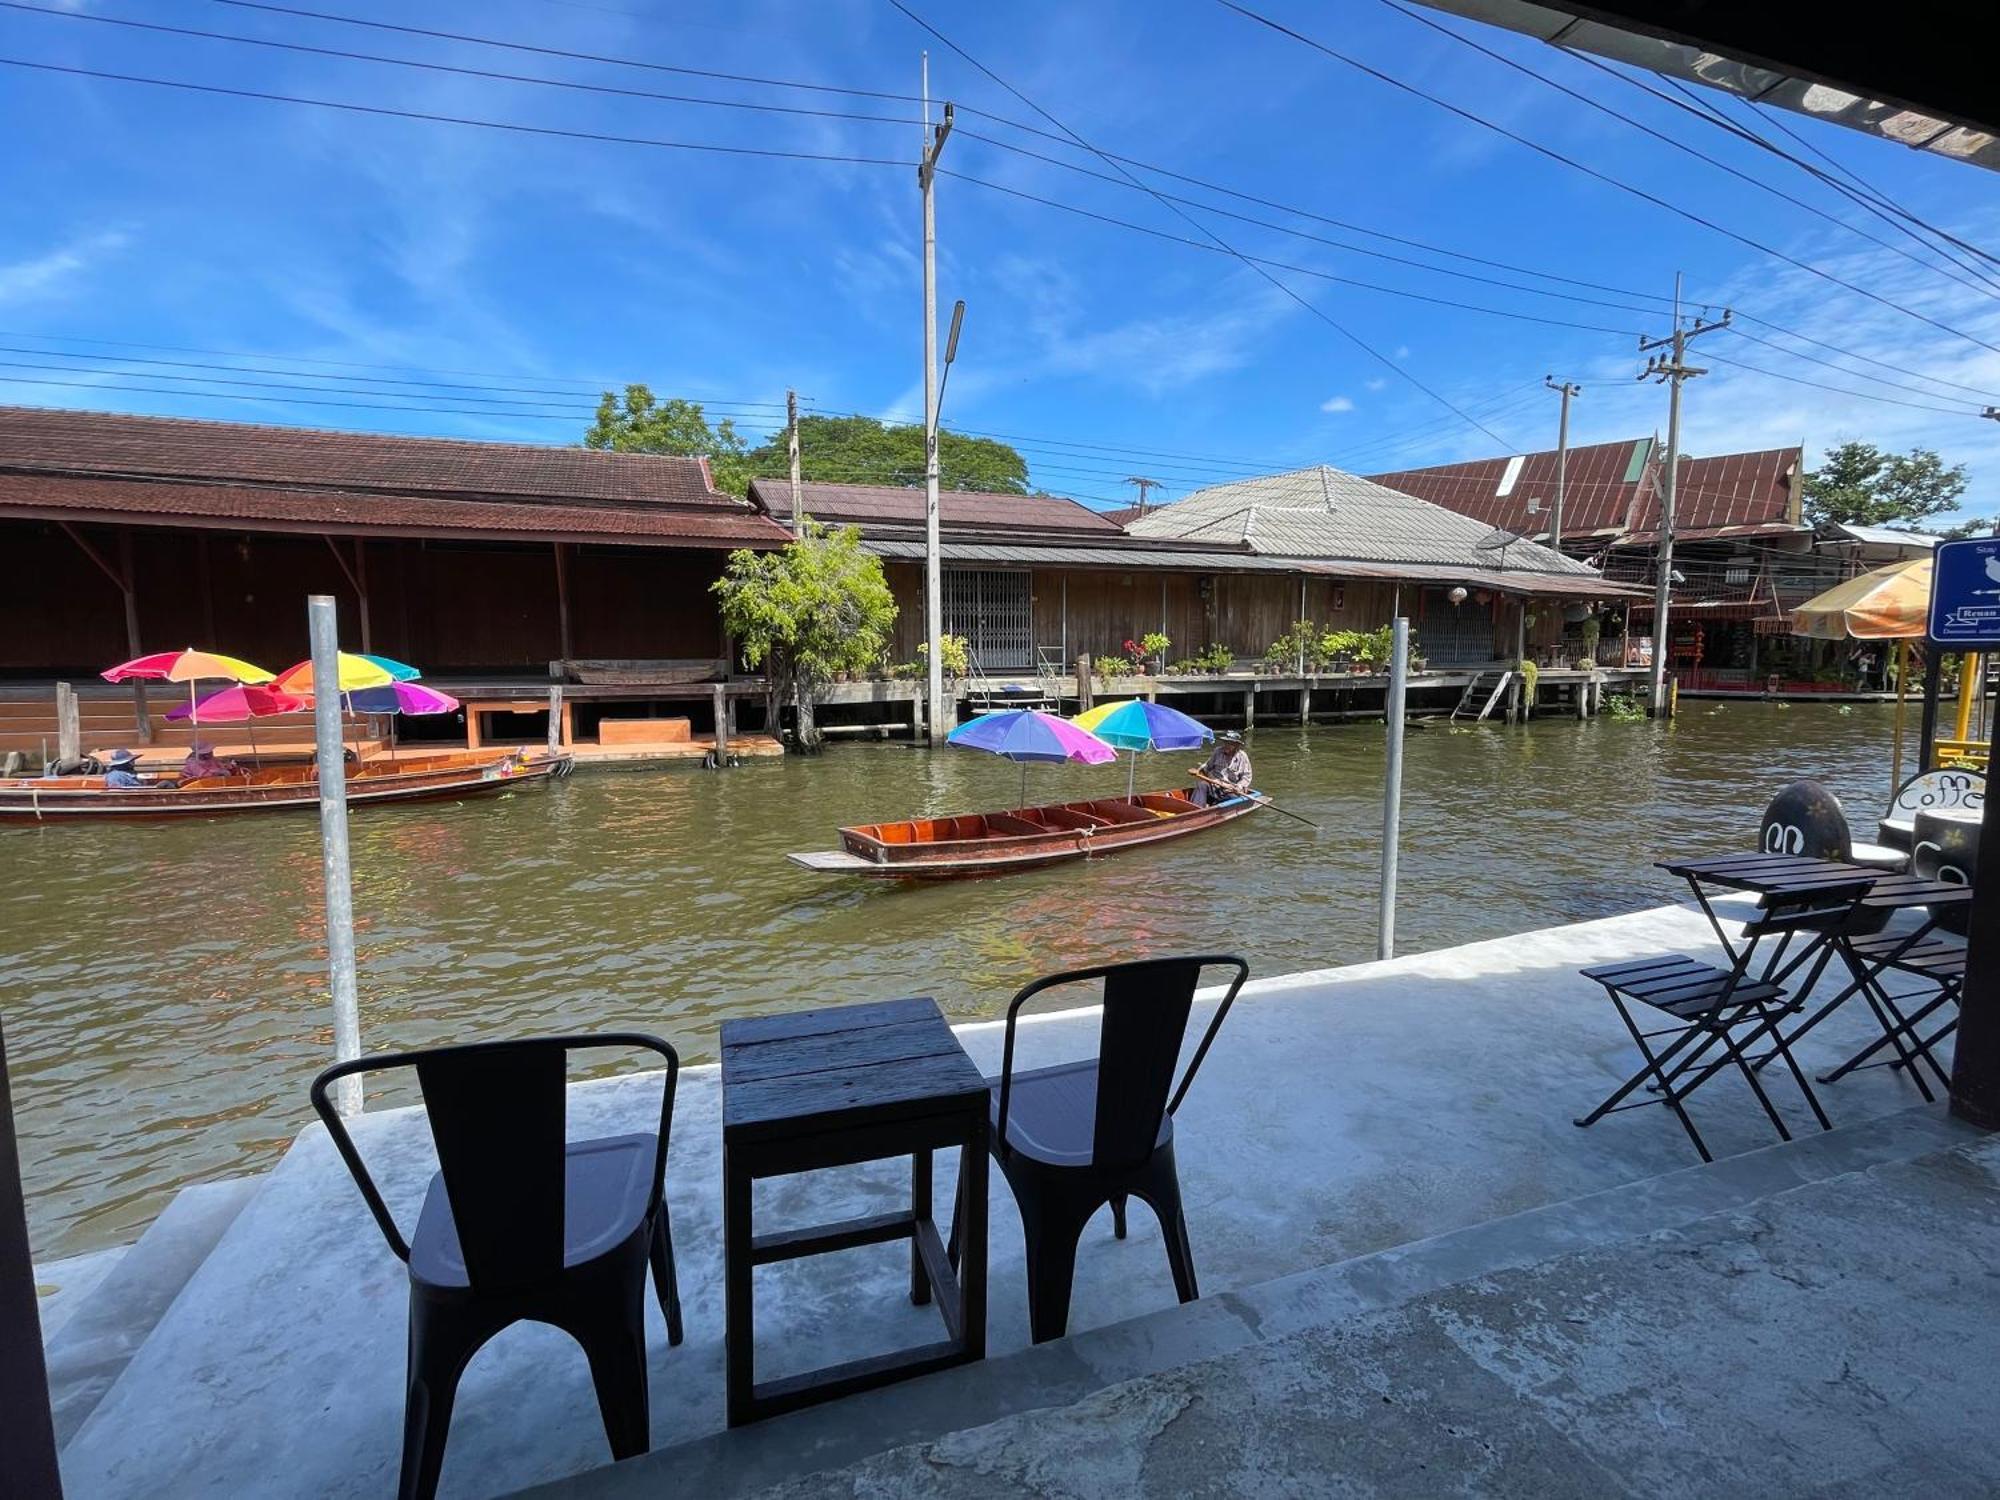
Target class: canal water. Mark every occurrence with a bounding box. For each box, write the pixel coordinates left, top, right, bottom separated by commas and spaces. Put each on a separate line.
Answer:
4, 702, 1910, 1258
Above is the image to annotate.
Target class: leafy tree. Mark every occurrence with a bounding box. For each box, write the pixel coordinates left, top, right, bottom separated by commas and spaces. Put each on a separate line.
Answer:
712, 524, 897, 752
744, 413, 1030, 494
585, 384, 751, 496
1803, 441, 1968, 529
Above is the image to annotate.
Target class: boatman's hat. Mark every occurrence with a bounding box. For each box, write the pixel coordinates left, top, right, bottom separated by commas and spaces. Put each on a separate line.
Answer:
1217, 730, 1244, 744
105, 748, 139, 767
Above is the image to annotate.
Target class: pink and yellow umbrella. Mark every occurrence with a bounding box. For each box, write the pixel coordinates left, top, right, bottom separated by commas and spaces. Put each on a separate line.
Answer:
102, 647, 276, 734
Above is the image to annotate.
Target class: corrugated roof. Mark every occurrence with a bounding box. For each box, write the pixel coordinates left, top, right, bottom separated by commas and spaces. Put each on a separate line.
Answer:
1370, 438, 1801, 541
864, 539, 1642, 598
0, 404, 737, 509
0, 472, 792, 549
1126, 465, 1602, 577
1824, 520, 1939, 550
748, 477, 1122, 535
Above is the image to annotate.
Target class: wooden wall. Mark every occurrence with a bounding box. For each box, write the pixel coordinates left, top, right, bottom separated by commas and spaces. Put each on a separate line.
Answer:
0, 522, 733, 677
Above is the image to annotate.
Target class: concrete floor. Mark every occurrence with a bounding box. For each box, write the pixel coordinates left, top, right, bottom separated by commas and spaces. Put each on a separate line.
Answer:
58, 896, 1961, 1500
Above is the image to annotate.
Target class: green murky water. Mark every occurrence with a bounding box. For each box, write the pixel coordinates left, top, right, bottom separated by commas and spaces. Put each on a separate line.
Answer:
2, 701, 1910, 1257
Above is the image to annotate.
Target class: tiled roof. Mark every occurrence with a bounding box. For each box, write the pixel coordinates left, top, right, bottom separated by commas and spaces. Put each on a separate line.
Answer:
749, 478, 1124, 535
0, 472, 791, 547
1369, 438, 1802, 541
0, 405, 734, 508
1126, 466, 1601, 577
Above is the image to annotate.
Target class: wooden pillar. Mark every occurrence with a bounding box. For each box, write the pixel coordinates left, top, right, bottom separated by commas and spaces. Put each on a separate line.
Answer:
561, 697, 575, 749
1243, 686, 1255, 727
553, 542, 574, 668
116, 532, 150, 741
0, 1021, 62, 1500
546, 685, 563, 756
1299, 683, 1310, 725
711, 682, 728, 766
726, 693, 740, 737
55, 682, 79, 766
1077, 656, 1092, 712
323, 536, 372, 654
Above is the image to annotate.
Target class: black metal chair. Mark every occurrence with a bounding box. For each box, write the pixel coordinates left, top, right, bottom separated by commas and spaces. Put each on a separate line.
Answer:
950, 955, 1250, 1344
310, 1034, 683, 1500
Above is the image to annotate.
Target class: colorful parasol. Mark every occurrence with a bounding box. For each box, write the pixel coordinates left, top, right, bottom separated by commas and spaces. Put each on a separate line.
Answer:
338, 682, 460, 716
1073, 699, 1215, 798
165, 684, 306, 722
356, 654, 423, 683
272, 653, 400, 694
103, 647, 278, 736
102, 648, 275, 685
947, 708, 1115, 807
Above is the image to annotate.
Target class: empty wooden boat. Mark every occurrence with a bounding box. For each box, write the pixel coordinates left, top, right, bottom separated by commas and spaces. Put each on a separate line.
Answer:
0, 749, 572, 822
788, 786, 1261, 878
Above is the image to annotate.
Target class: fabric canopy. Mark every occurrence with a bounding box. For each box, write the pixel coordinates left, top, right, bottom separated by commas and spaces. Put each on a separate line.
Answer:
1790, 557, 1932, 641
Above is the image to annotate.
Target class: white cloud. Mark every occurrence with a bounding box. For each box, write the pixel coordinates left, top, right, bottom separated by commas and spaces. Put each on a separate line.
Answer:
1364, 378, 1388, 392
0, 229, 129, 307
1319, 394, 1355, 413
1394, 345, 1411, 360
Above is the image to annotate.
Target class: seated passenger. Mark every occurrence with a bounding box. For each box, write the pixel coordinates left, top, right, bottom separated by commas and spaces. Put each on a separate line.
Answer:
181, 743, 231, 780
102, 748, 159, 788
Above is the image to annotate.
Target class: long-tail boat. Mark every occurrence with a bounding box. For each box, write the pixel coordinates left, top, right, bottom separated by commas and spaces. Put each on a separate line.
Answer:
0, 749, 571, 823
788, 786, 1261, 878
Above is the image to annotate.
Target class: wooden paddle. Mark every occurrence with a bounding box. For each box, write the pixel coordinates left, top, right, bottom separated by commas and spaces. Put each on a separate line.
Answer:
1190, 768, 1323, 831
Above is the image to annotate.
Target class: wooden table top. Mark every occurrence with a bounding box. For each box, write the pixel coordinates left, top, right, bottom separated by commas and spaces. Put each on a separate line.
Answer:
721, 997, 988, 1145
1657, 851, 1883, 898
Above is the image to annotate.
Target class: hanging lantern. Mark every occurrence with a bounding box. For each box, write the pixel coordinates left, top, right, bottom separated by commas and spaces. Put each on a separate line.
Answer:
1448, 586, 1468, 605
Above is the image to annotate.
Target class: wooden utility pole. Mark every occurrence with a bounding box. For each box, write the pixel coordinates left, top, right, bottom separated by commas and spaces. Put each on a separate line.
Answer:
1123, 476, 1163, 517
918, 57, 954, 746
787, 388, 803, 539
1638, 276, 1729, 717
1543, 377, 1581, 552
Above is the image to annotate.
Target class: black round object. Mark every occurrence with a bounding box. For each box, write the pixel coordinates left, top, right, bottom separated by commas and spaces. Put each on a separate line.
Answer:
1912, 807, 1981, 937
1759, 780, 1852, 861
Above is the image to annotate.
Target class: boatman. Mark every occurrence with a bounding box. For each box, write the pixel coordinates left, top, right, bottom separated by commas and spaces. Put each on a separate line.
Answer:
181, 743, 230, 781
1192, 731, 1252, 805
101, 748, 161, 789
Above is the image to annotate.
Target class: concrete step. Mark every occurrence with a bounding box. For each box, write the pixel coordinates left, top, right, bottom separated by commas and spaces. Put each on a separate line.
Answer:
521, 1102, 1981, 1499
45, 1175, 263, 1448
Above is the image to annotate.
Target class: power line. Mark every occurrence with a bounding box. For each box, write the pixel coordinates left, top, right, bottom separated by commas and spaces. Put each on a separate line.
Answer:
941, 170, 1643, 336
1700, 350, 1978, 415
1723, 324, 2000, 407
205, 0, 924, 105
887, 0, 1518, 450
0, 56, 916, 168
1215, 0, 2000, 360
1377, 0, 2000, 306
0, 1, 923, 130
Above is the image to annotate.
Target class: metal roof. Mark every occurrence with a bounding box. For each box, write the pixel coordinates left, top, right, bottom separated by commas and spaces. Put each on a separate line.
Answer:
1126, 465, 1602, 575
1411, 0, 2000, 173
748, 478, 1121, 535
1823, 521, 1939, 551
865, 538, 1641, 598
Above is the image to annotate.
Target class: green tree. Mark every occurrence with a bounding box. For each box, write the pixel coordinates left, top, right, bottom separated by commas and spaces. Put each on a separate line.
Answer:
1803, 441, 1968, 529
585, 384, 751, 496
712, 523, 898, 752
743, 413, 1030, 493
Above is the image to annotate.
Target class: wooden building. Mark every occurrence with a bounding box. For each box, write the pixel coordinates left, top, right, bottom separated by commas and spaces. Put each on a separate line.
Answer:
749, 469, 1623, 675
0, 406, 790, 680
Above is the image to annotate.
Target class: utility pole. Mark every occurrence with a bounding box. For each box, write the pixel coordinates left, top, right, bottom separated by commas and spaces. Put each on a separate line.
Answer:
1123, 476, 1163, 517
919, 56, 954, 746
1638, 275, 1729, 717
786, 388, 803, 539
1543, 377, 1580, 552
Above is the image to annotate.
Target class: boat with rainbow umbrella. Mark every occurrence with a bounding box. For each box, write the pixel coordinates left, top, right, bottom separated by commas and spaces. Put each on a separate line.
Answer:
788, 706, 1261, 878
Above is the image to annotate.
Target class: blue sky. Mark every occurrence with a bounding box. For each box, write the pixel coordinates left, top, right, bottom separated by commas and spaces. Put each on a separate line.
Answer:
3, 0, 1998, 521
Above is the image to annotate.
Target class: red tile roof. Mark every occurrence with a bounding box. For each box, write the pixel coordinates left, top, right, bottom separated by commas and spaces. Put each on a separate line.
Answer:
1369, 438, 1802, 542
0, 405, 789, 548
749, 478, 1124, 536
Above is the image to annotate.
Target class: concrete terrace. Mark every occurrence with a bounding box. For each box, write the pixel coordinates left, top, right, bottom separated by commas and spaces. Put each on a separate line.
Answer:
54, 896, 1977, 1499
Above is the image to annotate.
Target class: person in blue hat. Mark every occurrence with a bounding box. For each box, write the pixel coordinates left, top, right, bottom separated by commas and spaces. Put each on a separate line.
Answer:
102, 748, 160, 789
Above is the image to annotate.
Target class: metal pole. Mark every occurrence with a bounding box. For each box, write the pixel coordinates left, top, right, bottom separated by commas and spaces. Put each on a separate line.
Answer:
1377, 617, 1409, 961
919, 55, 949, 747
787, 388, 803, 540
309, 596, 363, 1117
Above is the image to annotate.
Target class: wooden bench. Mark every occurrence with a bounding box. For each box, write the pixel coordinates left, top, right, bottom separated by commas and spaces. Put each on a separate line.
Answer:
597, 718, 692, 747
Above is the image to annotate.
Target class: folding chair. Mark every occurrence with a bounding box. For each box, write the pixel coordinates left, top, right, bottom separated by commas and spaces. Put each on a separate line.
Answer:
1574, 954, 1818, 1163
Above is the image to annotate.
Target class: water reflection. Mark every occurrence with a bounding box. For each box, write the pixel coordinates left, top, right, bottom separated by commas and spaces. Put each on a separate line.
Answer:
1, 703, 1908, 1256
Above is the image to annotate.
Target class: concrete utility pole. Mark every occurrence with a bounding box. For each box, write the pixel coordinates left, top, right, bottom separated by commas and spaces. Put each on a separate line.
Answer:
1123, 476, 1163, 517
919, 56, 954, 746
1638, 276, 1729, 717
786, 388, 803, 539
1544, 377, 1581, 552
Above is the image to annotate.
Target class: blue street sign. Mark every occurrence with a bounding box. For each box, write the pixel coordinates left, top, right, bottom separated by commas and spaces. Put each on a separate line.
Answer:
1929, 536, 2000, 649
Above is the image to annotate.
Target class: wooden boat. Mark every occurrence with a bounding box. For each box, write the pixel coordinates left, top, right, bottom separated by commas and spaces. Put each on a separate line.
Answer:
789, 786, 1261, 878
0, 749, 572, 823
